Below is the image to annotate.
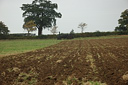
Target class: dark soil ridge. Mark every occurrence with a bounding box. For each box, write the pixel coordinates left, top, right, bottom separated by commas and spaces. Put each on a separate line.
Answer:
0, 38, 128, 85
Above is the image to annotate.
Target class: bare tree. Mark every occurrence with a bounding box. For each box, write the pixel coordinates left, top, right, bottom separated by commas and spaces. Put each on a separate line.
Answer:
78, 22, 87, 33
51, 26, 58, 35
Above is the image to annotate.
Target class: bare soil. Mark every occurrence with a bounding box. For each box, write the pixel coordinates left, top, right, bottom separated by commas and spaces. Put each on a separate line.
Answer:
0, 38, 128, 85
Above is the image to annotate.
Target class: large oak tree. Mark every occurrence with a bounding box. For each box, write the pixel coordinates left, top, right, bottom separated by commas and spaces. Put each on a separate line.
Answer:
21, 0, 62, 36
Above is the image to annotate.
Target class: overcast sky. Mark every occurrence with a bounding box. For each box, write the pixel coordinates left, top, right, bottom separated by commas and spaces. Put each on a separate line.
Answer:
0, 0, 128, 35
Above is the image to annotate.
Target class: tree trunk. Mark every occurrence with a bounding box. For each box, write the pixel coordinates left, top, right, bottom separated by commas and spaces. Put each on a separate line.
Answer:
38, 27, 43, 36
81, 28, 84, 33
27, 31, 30, 36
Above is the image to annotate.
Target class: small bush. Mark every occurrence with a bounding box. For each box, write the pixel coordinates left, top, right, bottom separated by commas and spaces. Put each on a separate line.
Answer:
57, 34, 74, 40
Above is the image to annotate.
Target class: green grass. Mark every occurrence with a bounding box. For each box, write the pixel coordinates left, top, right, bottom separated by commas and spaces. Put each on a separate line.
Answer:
1, 35, 128, 57
0, 39, 62, 57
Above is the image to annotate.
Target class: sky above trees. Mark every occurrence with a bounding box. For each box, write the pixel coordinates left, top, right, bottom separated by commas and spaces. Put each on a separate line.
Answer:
0, 0, 128, 35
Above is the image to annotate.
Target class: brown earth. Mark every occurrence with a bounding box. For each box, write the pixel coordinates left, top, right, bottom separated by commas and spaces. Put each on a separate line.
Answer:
0, 38, 128, 85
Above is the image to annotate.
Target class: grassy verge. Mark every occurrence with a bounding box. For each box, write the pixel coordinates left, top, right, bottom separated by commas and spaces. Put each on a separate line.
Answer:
0, 39, 62, 57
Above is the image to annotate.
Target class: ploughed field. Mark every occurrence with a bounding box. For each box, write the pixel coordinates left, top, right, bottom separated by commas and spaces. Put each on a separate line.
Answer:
0, 38, 128, 85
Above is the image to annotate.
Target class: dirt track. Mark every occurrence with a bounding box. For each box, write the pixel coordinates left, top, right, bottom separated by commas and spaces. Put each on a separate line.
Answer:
0, 38, 128, 85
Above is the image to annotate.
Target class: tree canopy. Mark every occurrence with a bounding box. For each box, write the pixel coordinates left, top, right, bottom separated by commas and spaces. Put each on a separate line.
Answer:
70, 29, 75, 34
0, 21, 9, 35
21, 0, 62, 36
115, 9, 128, 32
23, 20, 36, 36
78, 22, 87, 33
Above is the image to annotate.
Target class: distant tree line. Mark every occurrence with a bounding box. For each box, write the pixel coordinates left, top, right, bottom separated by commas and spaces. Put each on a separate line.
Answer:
1, 8, 128, 39
0, 31, 128, 40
